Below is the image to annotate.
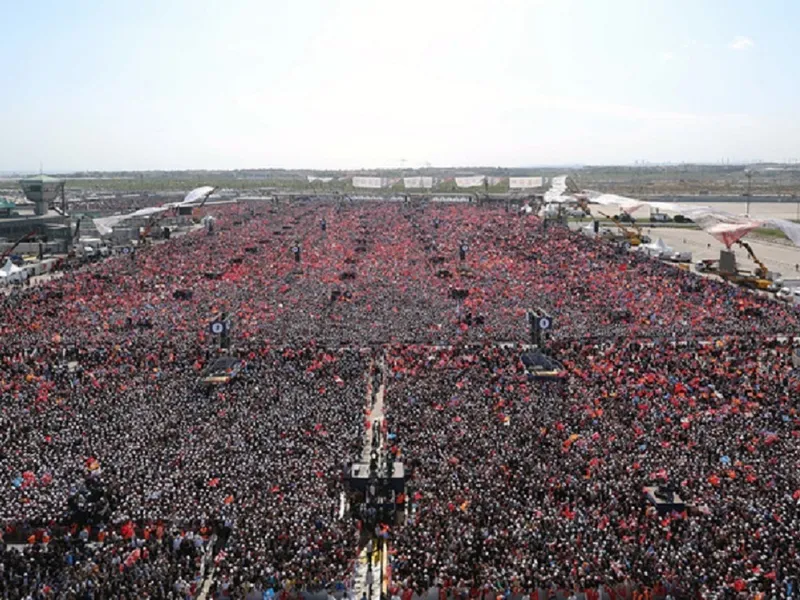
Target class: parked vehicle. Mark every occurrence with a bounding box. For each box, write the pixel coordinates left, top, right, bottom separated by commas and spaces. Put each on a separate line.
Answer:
650, 213, 671, 223
776, 287, 800, 302
669, 251, 692, 263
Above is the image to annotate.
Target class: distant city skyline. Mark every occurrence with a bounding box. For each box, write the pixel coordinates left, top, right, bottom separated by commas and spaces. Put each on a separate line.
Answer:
1, 0, 798, 171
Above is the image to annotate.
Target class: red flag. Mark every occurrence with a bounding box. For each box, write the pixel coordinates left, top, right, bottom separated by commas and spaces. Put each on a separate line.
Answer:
120, 521, 135, 539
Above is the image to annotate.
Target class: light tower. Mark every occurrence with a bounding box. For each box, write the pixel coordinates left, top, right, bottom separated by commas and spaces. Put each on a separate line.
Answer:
743, 168, 753, 216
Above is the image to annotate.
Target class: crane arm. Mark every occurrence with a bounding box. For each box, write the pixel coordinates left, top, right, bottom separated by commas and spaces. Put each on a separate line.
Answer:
72, 217, 82, 243
196, 187, 217, 209
575, 195, 592, 215
598, 211, 632, 235
736, 240, 768, 275
1, 231, 36, 262
142, 213, 163, 239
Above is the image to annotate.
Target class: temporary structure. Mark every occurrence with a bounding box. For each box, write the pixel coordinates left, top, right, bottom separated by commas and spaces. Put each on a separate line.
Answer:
0, 258, 27, 284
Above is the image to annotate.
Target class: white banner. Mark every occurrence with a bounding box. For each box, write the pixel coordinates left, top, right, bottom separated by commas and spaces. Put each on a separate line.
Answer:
352, 177, 384, 189
431, 196, 471, 203
403, 176, 434, 189
455, 176, 485, 188
509, 177, 543, 189
488, 176, 505, 186
307, 176, 333, 183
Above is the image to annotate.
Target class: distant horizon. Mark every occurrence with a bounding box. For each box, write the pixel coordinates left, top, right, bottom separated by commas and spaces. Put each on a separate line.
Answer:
3, 160, 800, 178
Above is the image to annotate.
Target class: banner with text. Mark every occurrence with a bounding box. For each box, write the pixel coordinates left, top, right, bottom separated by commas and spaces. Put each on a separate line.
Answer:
403, 176, 434, 189
352, 177, 385, 189
455, 176, 486, 188
509, 177, 544, 189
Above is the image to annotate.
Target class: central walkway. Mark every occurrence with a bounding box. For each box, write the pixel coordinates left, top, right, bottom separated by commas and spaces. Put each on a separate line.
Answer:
353, 355, 388, 600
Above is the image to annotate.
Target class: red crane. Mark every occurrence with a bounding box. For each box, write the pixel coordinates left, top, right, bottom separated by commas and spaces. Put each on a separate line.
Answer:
1, 231, 36, 263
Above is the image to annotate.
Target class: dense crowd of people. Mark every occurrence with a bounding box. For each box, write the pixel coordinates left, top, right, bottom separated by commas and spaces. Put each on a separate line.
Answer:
0, 199, 798, 598
386, 340, 799, 598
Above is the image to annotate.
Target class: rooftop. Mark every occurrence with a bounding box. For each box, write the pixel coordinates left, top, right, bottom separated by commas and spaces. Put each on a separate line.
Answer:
0, 209, 69, 223
19, 174, 65, 185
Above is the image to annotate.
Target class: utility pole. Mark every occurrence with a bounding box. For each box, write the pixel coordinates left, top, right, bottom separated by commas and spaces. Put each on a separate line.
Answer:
744, 169, 753, 216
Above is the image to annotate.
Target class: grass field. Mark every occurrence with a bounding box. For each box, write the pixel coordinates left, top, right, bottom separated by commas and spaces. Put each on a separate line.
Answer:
3, 163, 800, 197
752, 228, 789, 240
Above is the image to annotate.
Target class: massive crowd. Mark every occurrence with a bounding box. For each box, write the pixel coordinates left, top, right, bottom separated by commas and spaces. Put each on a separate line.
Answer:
386, 340, 799, 598
0, 200, 798, 599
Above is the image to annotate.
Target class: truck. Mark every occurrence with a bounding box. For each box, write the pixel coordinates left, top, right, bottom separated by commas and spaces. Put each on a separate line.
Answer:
776, 287, 799, 302
668, 251, 692, 263
598, 211, 651, 246
650, 213, 671, 223
695, 259, 718, 273
78, 238, 111, 260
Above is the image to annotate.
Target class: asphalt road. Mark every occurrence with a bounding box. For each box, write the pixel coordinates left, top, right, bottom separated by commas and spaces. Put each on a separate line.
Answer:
637, 226, 800, 278
571, 219, 800, 282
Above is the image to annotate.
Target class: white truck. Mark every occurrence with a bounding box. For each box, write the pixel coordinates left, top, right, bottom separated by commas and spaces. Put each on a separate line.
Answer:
776, 287, 800, 303
775, 278, 800, 303
79, 238, 111, 259
668, 251, 693, 263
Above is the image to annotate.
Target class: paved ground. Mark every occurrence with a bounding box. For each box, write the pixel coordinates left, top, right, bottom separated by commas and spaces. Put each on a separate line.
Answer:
577, 201, 800, 276
636, 225, 800, 277
579, 221, 800, 280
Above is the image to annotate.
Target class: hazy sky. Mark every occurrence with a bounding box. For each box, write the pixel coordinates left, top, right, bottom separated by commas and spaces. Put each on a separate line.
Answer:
1, 0, 798, 171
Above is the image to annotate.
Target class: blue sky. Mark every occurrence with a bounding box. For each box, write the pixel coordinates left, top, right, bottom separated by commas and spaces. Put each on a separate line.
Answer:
0, 0, 797, 171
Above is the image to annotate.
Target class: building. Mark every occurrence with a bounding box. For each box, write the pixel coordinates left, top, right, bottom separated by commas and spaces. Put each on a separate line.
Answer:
0, 198, 20, 218
0, 176, 72, 254
19, 174, 66, 215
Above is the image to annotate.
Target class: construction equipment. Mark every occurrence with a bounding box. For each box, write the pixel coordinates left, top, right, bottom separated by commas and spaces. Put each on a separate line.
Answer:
698, 250, 772, 290
67, 217, 83, 258
574, 195, 593, 216
73, 217, 82, 243
735, 240, 769, 279
628, 220, 650, 244
714, 242, 772, 290
722, 271, 772, 291
1, 231, 36, 263
598, 211, 651, 246
695, 259, 719, 273
143, 187, 217, 242
140, 213, 166, 242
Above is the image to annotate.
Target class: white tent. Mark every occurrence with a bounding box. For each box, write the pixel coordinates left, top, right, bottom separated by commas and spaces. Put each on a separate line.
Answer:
0, 258, 27, 284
